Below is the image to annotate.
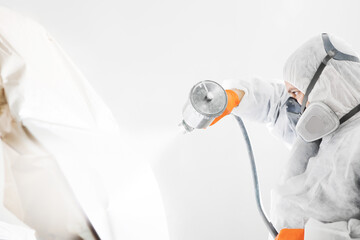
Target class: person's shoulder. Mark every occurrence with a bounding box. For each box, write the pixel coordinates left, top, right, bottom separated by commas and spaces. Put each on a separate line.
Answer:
344, 119, 360, 138
331, 120, 360, 149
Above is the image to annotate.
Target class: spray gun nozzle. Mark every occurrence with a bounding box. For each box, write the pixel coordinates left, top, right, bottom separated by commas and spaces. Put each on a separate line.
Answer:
179, 120, 194, 133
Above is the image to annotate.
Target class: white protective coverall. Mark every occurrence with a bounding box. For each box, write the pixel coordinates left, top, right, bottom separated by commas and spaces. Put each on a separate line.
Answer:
0, 6, 121, 240
223, 34, 360, 240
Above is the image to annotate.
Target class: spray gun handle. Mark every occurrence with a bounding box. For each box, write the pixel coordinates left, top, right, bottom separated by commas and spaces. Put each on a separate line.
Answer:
210, 89, 244, 126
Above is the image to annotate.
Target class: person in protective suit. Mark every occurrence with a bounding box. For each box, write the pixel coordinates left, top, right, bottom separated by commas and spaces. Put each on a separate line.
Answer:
213, 33, 360, 240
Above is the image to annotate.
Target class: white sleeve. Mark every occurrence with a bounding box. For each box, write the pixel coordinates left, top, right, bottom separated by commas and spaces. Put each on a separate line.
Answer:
305, 218, 360, 240
222, 77, 297, 145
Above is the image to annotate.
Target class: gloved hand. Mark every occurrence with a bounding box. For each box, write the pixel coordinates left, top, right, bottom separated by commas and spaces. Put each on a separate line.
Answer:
275, 229, 304, 240
210, 89, 244, 126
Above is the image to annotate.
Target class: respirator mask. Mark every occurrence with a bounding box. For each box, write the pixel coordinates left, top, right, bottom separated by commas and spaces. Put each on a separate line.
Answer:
286, 33, 360, 142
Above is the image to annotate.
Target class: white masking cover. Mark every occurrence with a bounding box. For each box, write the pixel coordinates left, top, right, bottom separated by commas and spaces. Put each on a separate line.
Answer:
0, 6, 121, 240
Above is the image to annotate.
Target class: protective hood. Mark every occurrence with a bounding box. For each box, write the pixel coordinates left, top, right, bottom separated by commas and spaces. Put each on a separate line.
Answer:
283, 34, 360, 120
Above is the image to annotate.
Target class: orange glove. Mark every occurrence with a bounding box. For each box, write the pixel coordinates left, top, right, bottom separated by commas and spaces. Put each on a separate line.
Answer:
210, 89, 242, 126
275, 229, 304, 240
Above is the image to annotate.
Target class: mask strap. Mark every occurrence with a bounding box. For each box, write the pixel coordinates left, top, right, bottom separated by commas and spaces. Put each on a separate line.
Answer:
300, 54, 332, 113
300, 33, 360, 113
340, 104, 360, 124
322, 33, 360, 62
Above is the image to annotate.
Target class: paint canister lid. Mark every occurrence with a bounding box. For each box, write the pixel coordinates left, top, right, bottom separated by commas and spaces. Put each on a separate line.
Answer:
190, 80, 227, 117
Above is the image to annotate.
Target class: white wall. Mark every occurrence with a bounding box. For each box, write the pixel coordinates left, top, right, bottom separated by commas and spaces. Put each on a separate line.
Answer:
0, 0, 360, 239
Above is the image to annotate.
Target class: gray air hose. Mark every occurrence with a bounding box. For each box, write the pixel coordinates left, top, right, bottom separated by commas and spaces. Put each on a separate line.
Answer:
233, 115, 278, 239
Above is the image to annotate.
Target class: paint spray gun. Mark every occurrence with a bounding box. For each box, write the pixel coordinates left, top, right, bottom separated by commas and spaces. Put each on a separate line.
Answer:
180, 80, 279, 239
180, 80, 227, 132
